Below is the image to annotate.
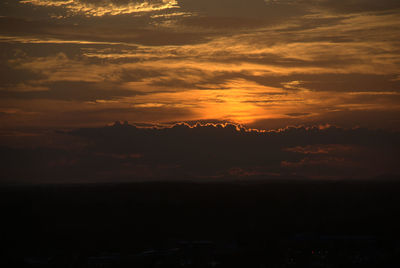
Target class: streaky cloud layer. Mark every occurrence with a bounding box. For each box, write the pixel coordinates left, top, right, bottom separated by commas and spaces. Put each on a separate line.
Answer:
0, 0, 400, 172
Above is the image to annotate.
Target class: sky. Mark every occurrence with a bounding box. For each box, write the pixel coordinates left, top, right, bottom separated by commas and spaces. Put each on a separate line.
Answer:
0, 0, 399, 183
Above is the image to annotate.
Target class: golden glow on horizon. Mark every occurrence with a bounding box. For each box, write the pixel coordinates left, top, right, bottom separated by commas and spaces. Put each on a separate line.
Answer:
0, 0, 399, 130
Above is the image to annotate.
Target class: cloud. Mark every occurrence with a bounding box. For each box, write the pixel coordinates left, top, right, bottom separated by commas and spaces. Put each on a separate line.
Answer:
1, 0, 400, 132
0, 16, 212, 46
2, 40, 399, 130
314, 0, 400, 13
178, 0, 306, 19
0, 81, 142, 101
20, 0, 179, 17
1, 122, 398, 183
264, 0, 400, 13
285, 112, 311, 117
178, 16, 270, 30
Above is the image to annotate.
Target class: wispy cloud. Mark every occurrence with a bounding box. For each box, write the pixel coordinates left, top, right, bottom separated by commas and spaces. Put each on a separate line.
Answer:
0, 0, 399, 130
20, 0, 179, 17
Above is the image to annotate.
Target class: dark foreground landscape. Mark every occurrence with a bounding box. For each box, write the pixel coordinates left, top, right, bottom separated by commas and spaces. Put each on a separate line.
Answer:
1, 180, 400, 267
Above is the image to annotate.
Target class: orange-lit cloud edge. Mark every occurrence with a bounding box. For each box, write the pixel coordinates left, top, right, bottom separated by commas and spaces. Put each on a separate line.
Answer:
20, 0, 180, 17
1, 1, 400, 132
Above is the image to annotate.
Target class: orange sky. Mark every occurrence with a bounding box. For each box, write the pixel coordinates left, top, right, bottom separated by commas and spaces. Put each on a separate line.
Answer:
0, 0, 400, 131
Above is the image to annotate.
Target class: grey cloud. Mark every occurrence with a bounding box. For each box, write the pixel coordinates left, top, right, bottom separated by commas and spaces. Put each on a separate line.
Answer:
249, 109, 400, 131
2, 123, 399, 183
0, 16, 212, 46
70, 105, 196, 120
151, 70, 400, 94
241, 73, 400, 93
116, 68, 164, 82
178, 0, 306, 19
0, 81, 142, 101
314, 0, 400, 13
179, 16, 270, 29
264, 0, 400, 13
299, 74, 400, 93
30, 105, 198, 128
0, 63, 45, 88
138, 68, 400, 94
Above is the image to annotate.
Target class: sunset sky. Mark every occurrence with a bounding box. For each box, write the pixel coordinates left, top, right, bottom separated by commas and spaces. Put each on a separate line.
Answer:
1, 0, 399, 183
